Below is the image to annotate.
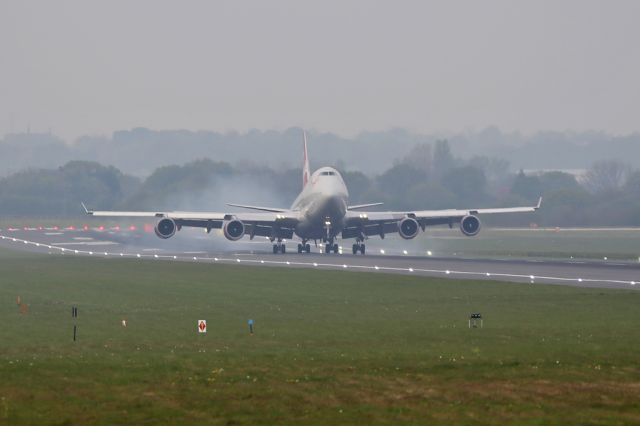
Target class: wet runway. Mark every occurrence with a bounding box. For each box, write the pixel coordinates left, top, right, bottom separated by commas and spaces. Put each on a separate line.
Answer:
1, 226, 638, 290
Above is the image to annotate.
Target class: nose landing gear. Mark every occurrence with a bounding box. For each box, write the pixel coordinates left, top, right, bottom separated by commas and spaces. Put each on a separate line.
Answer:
324, 243, 339, 254
297, 242, 311, 253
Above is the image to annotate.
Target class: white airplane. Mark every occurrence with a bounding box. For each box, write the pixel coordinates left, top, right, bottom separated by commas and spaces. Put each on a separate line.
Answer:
83, 132, 541, 255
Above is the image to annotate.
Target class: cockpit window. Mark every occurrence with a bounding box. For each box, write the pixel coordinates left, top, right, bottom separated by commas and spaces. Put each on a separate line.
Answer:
320, 171, 335, 176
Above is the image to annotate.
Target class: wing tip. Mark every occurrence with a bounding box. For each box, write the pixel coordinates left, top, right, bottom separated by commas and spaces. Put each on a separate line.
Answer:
536, 196, 543, 209
81, 202, 92, 215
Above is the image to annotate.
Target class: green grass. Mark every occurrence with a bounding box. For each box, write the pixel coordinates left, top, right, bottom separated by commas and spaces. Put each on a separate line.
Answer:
417, 228, 640, 261
1, 247, 640, 425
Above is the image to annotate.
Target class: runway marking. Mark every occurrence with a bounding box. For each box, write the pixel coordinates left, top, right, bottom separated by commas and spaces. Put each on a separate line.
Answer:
51, 241, 119, 246
73, 237, 94, 241
1, 233, 638, 288
44, 232, 64, 236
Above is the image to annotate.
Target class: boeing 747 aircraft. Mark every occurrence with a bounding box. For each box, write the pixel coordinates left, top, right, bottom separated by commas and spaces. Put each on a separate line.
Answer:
84, 132, 541, 255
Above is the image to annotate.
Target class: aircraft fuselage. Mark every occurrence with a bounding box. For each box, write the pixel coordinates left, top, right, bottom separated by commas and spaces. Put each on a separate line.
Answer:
291, 167, 348, 241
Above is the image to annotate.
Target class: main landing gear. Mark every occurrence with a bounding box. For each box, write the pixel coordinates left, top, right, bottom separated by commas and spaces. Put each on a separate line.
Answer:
272, 239, 286, 254
352, 241, 366, 255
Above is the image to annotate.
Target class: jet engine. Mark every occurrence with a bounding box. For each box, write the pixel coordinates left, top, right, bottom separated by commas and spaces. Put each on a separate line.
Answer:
398, 217, 420, 239
460, 215, 481, 236
154, 218, 177, 239
223, 219, 245, 241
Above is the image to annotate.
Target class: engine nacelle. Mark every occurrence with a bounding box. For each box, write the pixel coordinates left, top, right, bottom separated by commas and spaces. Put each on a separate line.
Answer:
398, 217, 420, 240
223, 219, 245, 241
460, 215, 481, 236
154, 218, 177, 239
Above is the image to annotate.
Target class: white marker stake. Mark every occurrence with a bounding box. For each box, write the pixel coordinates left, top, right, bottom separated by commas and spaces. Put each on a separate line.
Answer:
198, 320, 207, 333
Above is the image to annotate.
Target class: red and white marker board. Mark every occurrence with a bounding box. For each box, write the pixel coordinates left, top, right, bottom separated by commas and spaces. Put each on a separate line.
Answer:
198, 320, 207, 333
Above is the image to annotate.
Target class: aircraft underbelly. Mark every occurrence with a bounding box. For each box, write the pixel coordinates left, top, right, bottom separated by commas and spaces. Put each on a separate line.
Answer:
294, 195, 346, 239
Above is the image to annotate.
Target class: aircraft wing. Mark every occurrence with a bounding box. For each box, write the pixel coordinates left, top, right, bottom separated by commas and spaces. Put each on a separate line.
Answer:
341, 198, 541, 239
83, 204, 300, 239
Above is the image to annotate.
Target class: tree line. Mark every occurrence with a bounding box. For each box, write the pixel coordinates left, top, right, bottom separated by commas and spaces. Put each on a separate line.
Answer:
1, 141, 639, 227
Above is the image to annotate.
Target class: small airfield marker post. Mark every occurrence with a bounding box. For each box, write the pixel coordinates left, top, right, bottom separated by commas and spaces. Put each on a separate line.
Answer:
72, 306, 78, 341
469, 313, 483, 329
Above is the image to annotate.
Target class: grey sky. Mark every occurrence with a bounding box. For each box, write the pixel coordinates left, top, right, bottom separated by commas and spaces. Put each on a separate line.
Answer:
1, 0, 639, 140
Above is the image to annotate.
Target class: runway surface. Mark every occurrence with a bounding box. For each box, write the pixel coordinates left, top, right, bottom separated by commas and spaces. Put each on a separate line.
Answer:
1, 226, 638, 290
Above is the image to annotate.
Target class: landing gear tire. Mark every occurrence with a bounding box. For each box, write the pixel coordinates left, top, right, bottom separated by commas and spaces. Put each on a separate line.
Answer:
352, 244, 358, 255
280, 244, 286, 254
273, 244, 278, 254
297, 243, 303, 254
305, 243, 311, 253
325, 244, 331, 254
360, 244, 366, 255
333, 243, 339, 254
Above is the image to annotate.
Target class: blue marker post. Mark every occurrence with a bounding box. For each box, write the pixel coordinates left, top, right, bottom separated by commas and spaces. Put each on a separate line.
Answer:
248, 319, 254, 335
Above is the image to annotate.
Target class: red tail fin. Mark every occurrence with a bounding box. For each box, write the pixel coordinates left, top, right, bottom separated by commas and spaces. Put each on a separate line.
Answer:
302, 131, 310, 188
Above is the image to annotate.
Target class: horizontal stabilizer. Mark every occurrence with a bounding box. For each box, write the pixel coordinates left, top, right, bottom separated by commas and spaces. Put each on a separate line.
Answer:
347, 202, 384, 210
226, 203, 288, 213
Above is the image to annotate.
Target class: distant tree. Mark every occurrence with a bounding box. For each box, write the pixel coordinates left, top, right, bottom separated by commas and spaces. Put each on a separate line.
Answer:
340, 171, 373, 203
401, 143, 432, 175
432, 139, 455, 179
538, 171, 581, 193
583, 160, 631, 194
510, 170, 542, 200
406, 182, 458, 209
0, 161, 138, 216
623, 170, 640, 197
468, 156, 510, 183
442, 166, 487, 201
376, 164, 428, 195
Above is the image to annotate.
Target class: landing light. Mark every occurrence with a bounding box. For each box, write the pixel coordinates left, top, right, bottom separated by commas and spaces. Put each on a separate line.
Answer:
427, 250, 432, 256
631, 281, 636, 285
380, 249, 385, 254
403, 250, 408, 255
445, 270, 450, 274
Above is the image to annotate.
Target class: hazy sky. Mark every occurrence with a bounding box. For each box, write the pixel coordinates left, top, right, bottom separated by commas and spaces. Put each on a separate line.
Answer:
1, 0, 639, 140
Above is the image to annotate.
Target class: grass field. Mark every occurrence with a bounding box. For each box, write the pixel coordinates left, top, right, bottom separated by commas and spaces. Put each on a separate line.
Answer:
415, 228, 640, 261
2, 248, 640, 425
